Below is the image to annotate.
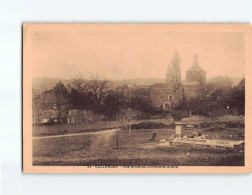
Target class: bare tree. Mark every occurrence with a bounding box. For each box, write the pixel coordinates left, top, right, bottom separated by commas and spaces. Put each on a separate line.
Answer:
117, 108, 130, 130
33, 91, 53, 123
71, 78, 85, 93
115, 88, 132, 135
83, 79, 111, 113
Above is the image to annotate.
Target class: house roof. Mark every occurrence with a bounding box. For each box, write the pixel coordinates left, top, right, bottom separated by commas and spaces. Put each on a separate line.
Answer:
53, 80, 68, 94
134, 85, 152, 89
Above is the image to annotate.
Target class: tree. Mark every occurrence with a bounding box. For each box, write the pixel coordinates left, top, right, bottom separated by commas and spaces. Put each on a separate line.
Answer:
102, 87, 132, 131
228, 78, 245, 115
117, 108, 132, 130
71, 78, 85, 92
82, 79, 111, 113
176, 78, 245, 117
32, 90, 53, 123
32, 81, 69, 125
206, 75, 233, 95
52, 81, 69, 124
68, 88, 94, 111
103, 91, 125, 119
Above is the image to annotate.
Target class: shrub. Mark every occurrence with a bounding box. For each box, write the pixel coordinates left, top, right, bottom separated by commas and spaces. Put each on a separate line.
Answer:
181, 115, 208, 124
215, 115, 244, 123
131, 122, 174, 130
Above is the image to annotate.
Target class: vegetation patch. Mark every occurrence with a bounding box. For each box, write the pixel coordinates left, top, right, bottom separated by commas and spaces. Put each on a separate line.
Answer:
131, 122, 174, 130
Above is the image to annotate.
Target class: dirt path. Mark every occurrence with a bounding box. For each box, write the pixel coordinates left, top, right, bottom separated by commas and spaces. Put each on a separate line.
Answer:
33, 128, 118, 140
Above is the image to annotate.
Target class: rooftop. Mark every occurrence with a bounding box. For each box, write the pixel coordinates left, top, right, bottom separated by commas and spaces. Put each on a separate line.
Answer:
182, 81, 199, 86
187, 54, 205, 72
187, 64, 205, 72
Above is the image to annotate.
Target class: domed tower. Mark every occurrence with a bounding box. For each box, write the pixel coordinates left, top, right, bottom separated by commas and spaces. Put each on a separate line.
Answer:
186, 55, 206, 86
165, 50, 181, 84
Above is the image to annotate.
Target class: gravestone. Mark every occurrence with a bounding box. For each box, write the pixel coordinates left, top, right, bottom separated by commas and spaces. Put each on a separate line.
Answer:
167, 112, 174, 122
149, 132, 157, 141
175, 122, 184, 138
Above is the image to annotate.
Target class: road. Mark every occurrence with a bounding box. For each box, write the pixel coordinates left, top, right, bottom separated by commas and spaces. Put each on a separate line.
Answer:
33, 128, 119, 140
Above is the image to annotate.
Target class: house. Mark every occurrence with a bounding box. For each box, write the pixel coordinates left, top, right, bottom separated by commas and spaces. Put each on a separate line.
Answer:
67, 109, 94, 124
32, 108, 59, 125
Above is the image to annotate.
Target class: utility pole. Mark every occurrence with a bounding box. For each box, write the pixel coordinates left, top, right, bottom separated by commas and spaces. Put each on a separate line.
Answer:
127, 89, 132, 149
116, 114, 119, 149
128, 108, 131, 149
128, 108, 131, 135
128, 88, 132, 135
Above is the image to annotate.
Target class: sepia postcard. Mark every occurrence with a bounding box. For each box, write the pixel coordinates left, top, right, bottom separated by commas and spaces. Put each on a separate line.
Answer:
23, 24, 252, 173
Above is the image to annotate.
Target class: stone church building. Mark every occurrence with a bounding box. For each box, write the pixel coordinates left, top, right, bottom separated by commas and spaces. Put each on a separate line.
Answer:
134, 51, 206, 111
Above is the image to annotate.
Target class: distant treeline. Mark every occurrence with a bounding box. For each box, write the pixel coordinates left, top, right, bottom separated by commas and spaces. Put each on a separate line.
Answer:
33, 76, 245, 122
174, 77, 245, 118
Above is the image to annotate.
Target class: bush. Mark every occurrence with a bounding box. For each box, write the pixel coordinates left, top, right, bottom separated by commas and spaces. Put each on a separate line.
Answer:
203, 123, 227, 131
181, 115, 209, 124
131, 122, 174, 130
181, 114, 244, 131
226, 121, 244, 128
172, 111, 190, 121
202, 121, 244, 131
215, 115, 244, 123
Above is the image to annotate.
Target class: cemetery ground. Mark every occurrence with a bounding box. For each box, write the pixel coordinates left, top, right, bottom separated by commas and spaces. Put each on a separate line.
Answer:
33, 116, 244, 166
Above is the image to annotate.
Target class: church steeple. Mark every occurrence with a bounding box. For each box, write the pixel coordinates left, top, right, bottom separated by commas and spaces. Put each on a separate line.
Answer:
165, 50, 181, 83
171, 50, 181, 69
192, 54, 199, 67
187, 54, 204, 72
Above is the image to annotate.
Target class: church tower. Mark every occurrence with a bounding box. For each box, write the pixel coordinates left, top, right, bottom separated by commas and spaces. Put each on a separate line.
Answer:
186, 54, 206, 86
165, 50, 181, 84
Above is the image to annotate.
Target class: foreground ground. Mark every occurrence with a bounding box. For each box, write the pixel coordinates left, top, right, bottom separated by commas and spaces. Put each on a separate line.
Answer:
33, 126, 244, 166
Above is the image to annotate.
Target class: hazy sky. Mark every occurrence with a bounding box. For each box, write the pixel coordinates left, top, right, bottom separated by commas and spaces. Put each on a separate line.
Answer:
30, 25, 245, 80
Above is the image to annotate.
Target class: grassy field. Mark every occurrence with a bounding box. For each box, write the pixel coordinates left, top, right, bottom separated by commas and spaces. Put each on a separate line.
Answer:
33, 115, 244, 137
33, 127, 244, 166
33, 121, 119, 137
32, 118, 173, 137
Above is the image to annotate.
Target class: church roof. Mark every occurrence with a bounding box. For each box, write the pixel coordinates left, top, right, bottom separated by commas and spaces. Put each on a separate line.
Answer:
186, 54, 205, 72
187, 64, 205, 72
182, 81, 199, 86
153, 83, 169, 87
